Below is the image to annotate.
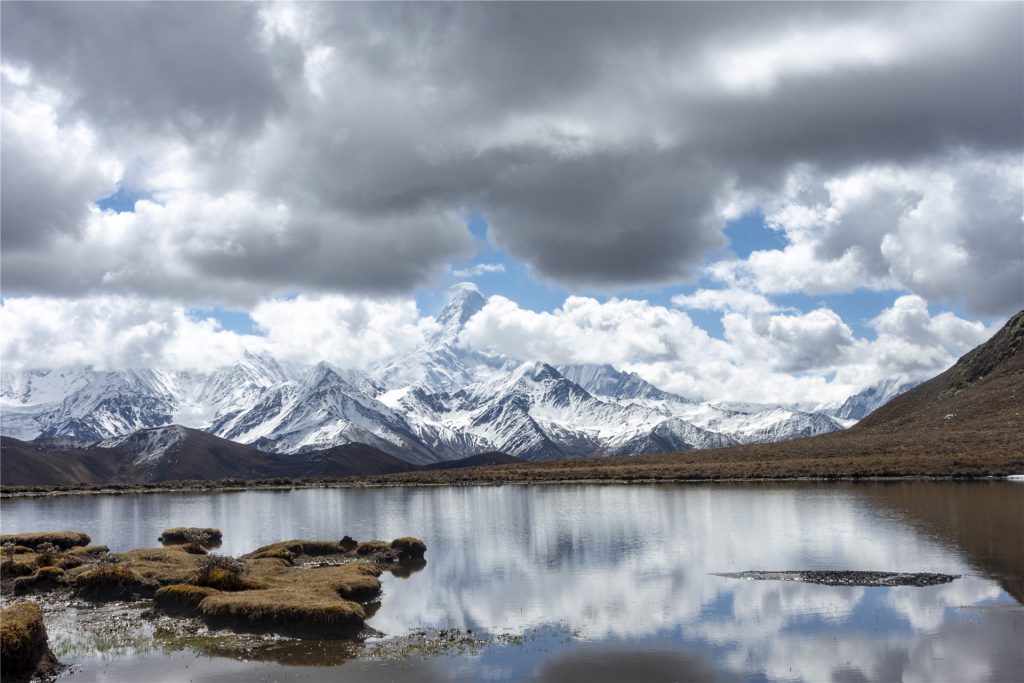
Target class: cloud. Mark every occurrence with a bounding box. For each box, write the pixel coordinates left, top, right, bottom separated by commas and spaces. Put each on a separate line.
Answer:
0, 295, 434, 374
0, 297, 252, 373
0, 3, 1018, 302
0, 292, 997, 404
250, 295, 434, 370
722, 308, 856, 373
451, 263, 506, 278
672, 288, 777, 315
459, 294, 994, 404
0, 74, 120, 251
710, 155, 1023, 315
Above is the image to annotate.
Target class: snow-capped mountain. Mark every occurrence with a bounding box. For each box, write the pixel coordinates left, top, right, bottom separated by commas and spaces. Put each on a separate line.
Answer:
0, 368, 180, 442
831, 376, 920, 420
1, 284, 891, 465
374, 283, 508, 392
383, 361, 738, 460
208, 361, 441, 464
557, 364, 690, 403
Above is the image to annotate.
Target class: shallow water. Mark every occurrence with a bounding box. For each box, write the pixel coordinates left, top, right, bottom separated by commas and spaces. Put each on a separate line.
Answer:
2, 481, 1022, 682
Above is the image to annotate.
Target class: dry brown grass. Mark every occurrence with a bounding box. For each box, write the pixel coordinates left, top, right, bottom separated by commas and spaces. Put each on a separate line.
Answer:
33, 550, 82, 571
153, 584, 220, 614
4, 546, 33, 555
4, 535, 424, 639
109, 547, 205, 585
199, 587, 367, 637
12, 567, 67, 595
246, 540, 343, 560
0, 559, 36, 579
73, 565, 157, 601
0, 531, 90, 550
0, 602, 52, 679
67, 545, 109, 557
190, 555, 262, 591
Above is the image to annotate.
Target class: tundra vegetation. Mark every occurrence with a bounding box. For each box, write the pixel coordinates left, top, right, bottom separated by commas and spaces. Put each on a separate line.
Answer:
0, 601, 59, 682
0, 529, 427, 652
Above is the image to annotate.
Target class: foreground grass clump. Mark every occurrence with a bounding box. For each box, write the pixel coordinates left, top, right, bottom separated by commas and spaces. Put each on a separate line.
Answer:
200, 587, 368, 638
246, 540, 345, 560
0, 602, 58, 680
0, 559, 36, 579
3, 530, 427, 640
191, 555, 260, 591
67, 545, 109, 557
159, 527, 222, 546
0, 531, 90, 550
74, 564, 156, 601
13, 567, 67, 595
112, 547, 207, 585
153, 584, 220, 614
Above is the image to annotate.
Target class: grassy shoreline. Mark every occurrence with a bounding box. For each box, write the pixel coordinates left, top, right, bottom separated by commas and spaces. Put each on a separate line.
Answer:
2, 467, 1020, 499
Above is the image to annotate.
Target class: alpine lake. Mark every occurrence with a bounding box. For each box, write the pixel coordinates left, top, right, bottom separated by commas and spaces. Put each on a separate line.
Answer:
1, 480, 1021, 682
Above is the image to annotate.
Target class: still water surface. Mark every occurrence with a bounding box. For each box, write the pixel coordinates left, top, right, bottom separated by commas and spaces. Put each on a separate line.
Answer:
2, 481, 1021, 682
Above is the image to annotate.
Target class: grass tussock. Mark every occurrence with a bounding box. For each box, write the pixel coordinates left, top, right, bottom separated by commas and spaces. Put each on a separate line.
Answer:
355, 540, 390, 556
12, 567, 67, 595
0, 531, 90, 550
245, 536, 428, 568
246, 540, 342, 560
0, 602, 54, 680
111, 547, 205, 585
67, 545, 109, 557
191, 555, 261, 591
390, 538, 427, 560
195, 555, 385, 637
153, 584, 220, 614
199, 588, 367, 637
0, 559, 36, 579
74, 565, 156, 601
33, 550, 82, 571
159, 527, 222, 546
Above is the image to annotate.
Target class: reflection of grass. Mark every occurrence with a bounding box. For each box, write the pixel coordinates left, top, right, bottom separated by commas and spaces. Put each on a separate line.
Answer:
47, 606, 157, 659
153, 627, 363, 666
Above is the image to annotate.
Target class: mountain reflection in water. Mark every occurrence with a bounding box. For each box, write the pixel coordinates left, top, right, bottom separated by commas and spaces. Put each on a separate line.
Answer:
2, 481, 1021, 682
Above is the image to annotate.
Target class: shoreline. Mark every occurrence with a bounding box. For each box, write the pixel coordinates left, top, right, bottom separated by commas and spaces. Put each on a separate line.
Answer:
2, 472, 1020, 499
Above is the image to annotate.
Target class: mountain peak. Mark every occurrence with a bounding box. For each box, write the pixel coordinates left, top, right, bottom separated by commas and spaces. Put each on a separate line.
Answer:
512, 360, 562, 383
430, 283, 486, 345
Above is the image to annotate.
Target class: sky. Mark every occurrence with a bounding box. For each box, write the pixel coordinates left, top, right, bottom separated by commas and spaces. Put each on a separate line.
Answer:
1, 2, 1021, 405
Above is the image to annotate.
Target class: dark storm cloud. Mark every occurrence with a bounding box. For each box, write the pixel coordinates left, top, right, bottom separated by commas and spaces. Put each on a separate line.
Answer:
0, 1, 296, 136
0, 1, 1020, 305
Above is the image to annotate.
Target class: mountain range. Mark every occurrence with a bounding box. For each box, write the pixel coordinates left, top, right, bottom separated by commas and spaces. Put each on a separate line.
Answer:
0, 285, 914, 468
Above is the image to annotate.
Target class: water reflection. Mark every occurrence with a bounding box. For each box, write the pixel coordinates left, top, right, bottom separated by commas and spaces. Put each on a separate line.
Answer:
2, 482, 1021, 682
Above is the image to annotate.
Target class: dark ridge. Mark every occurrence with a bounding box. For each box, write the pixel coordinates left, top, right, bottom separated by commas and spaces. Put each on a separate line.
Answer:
421, 452, 524, 471
0, 429, 416, 486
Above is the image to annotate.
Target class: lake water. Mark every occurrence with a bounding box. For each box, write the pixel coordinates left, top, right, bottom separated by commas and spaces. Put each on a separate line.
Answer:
2, 481, 1022, 682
